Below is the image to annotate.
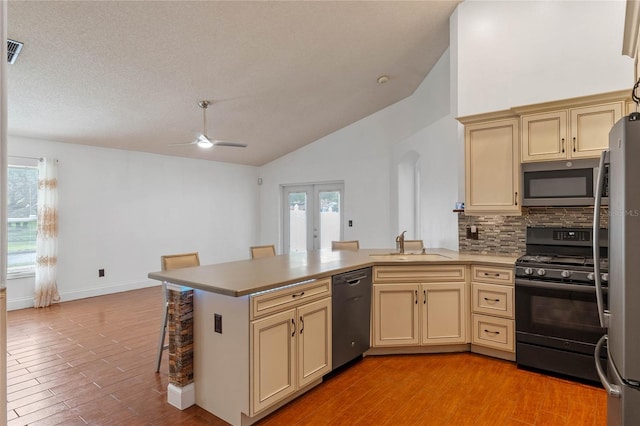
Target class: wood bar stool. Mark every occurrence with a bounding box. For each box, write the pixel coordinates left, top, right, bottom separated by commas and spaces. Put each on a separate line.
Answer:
156, 252, 200, 372
331, 240, 360, 250
404, 240, 424, 251
250, 244, 276, 259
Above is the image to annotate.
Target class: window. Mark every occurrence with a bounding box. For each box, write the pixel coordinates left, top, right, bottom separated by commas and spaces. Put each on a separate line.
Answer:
7, 163, 38, 277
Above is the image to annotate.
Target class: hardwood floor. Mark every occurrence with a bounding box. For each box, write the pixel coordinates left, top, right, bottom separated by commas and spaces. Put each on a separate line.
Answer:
6, 287, 606, 425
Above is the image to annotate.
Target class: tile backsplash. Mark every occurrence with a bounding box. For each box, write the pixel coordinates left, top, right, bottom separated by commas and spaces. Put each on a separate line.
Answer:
458, 207, 609, 256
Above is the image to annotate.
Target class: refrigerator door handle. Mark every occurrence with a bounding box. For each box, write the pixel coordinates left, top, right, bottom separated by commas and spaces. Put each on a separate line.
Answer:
593, 150, 609, 328
594, 334, 621, 397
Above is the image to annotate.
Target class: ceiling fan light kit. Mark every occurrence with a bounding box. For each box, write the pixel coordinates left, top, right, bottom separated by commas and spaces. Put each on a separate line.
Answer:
196, 134, 214, 148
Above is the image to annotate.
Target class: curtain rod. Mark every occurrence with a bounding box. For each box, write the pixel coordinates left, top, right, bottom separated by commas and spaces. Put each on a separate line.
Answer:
8, 156, 58, 162
8, 155, 42, 161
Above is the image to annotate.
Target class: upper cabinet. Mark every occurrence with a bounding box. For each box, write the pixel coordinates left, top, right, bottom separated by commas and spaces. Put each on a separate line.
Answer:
515, 91, 628, 163
463, 117, 521, 216
458, 90, 630, 216
521, 102, 623, 162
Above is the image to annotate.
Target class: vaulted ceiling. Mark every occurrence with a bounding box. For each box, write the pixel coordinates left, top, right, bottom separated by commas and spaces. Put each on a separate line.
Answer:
7, 1, 461, 166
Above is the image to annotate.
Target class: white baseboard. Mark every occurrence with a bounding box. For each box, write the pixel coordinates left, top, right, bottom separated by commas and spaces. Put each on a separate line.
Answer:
168, 383, 195, 410
7, 279, 160, 311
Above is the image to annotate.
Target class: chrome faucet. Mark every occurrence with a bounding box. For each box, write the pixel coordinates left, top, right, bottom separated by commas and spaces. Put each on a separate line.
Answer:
396, 230, 407, 254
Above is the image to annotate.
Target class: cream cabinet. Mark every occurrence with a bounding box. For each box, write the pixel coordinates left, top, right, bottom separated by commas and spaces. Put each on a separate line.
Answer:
470, 265, 515, 356
372, 265, 468, 347
462, 117, 521, 215
521, 102, 623, 162
250, 282, 331, 416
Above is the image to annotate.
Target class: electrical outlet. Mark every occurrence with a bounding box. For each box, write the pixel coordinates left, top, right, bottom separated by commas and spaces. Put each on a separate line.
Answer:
348, 220, 353, 227
98, 269, 105, 277
214, 314, 222, 333
466, 226, 479, 240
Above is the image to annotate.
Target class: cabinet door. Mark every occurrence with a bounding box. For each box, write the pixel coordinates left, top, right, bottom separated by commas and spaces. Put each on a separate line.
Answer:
464, 118, 520, 215
373, 284, 419, 347
570, 103, 622, 159
421, 282, 466, 345
251, 309, 296, 415
521, 111, 568, 162
297, 298, 332, 388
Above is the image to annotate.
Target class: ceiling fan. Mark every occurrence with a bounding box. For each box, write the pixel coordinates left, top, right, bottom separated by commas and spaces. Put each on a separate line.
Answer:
169, 100, 248, 149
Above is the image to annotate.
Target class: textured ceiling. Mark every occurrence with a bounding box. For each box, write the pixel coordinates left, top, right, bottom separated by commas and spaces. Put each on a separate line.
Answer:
7, 1, 461, 166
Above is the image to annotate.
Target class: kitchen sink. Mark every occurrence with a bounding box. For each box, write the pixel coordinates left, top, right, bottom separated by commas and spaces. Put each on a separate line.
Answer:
368, 253, 451, 261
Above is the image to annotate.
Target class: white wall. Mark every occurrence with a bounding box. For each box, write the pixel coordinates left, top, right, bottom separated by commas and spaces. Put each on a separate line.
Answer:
258, 48, 460, 251
7, 137, 258, 310
391, 49, 461, 251
454, 0, 633, 117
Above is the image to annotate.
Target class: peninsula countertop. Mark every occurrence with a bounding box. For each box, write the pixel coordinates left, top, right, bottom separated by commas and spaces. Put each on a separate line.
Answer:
148, 248, 518, 297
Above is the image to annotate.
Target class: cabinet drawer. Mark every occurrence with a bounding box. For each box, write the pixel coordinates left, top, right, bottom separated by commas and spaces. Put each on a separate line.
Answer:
472, 314, 514, 352
471, 265, 514, 285
250, 278, 331, 320
373, 265, 466, 283
472, 282, 514, 318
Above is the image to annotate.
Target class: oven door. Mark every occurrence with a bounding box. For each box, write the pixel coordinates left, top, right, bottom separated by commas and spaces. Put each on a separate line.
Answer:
515, 278, 607, 355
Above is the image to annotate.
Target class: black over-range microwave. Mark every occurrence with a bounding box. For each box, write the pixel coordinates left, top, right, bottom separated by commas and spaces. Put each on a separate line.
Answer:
521, 158, 608, 206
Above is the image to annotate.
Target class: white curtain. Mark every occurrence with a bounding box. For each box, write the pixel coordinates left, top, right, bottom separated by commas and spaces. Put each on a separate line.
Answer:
34, 158, 60, 308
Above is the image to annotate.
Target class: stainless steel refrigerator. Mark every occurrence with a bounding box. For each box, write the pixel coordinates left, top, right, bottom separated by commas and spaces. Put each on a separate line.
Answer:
593, 113, 640, 425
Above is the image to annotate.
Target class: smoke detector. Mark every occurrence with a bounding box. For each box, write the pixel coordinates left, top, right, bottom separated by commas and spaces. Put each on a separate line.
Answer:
7, 39, 24, 64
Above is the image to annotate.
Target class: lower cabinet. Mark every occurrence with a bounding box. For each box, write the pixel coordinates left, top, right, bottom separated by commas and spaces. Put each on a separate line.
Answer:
250, 297, 331, 415
470, 265, 515, 357
373, 282, 467, 347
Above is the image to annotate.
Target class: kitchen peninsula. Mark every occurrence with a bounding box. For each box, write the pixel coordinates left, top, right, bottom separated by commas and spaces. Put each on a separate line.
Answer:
148, 248, 517, 426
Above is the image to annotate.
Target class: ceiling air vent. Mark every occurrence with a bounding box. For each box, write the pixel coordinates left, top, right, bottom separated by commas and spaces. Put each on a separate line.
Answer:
8, 39, 24, 64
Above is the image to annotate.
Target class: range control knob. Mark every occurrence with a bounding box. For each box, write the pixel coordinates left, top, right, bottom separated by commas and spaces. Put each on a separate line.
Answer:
587, 272, 595, 281
601, 273, 609, 282
524, 268, 533, 276
561, 270, 572, 278
537, 268, 546, 276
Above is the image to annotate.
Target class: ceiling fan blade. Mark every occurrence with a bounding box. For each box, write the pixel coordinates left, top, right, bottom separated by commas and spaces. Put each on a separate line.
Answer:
168, 140, 197, 147
212, 140, 248, 148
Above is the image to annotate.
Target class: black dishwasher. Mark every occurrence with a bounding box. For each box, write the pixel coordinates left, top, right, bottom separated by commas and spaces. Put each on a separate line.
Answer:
332, 267, 372, 370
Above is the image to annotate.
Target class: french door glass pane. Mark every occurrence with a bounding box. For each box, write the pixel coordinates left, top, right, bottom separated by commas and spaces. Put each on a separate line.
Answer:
288, 192, 307, 253
319, 190, 340, 250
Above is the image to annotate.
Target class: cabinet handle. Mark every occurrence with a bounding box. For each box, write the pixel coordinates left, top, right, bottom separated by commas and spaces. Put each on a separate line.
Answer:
423, 289, 426, 304
514, 191, 518, 206
291, 319, 296, 337
299, 316, 304, 334
415, 290, 418, 304
484, 272, 500, 277
561, 138, 565, 153
573, 137, 576, 152
291, 291, 305, 298
484, 329, 500, 335
483, 297, 501, 302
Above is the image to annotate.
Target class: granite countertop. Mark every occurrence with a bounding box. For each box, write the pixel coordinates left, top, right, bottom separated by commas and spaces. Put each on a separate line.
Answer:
148, 248, 518, 297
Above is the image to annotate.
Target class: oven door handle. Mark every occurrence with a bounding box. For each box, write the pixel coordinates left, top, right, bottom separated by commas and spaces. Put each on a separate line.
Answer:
593, 150, 609, 328
515, 279, 601, 293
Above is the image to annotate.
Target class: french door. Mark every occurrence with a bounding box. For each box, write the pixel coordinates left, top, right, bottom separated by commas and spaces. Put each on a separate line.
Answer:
283, 183, 344, 253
